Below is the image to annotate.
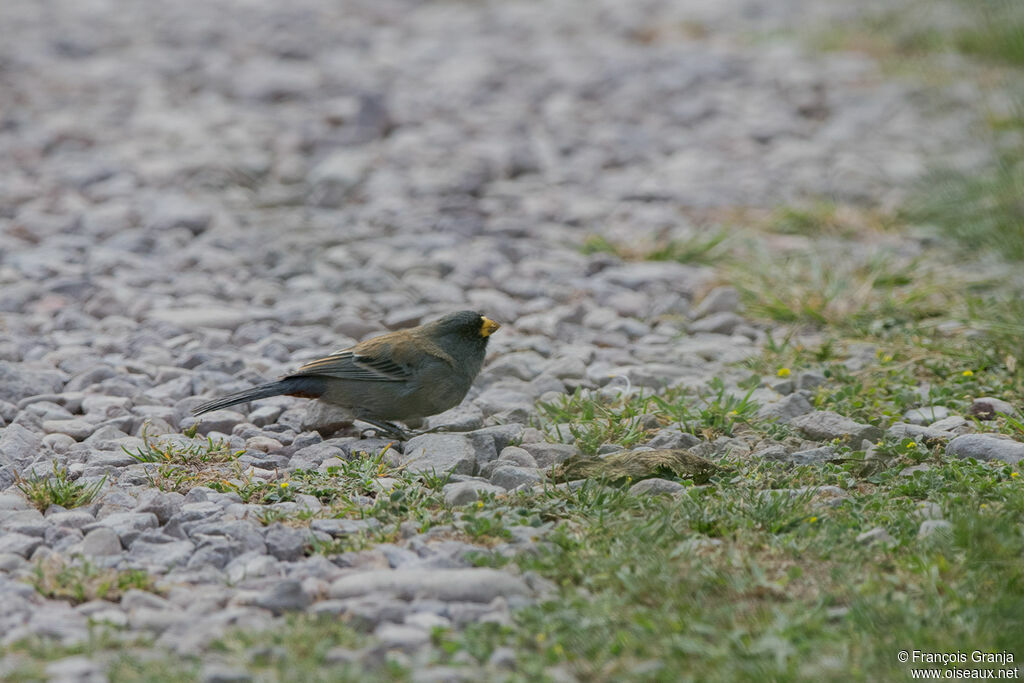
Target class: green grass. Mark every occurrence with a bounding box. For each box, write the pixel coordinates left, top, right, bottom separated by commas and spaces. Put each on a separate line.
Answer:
536, 380, 763, 454
16, 463, 105, 512
581, 229, 730, 265
730, 247, 959, 332
29, 557, 159, 605
438, 454, 1024, 682
809, 0, 1024, 68
123, 428, 244, 493
905, 153, 1024, 262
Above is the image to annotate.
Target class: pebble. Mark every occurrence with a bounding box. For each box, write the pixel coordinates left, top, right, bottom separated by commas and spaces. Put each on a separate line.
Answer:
443, 481, 505, 506
490, 466, 544, 491
518, 442, 579, 468
627, 478, 684, 495
758, 393, 814, 423
401, 434, 479, 476
917, 519, 953, 539
791, 411, 883, 444
78, 528, 123, 556
946, 434, 1024, 465
329, 569, 532, 603
968, 397, 1018, 420
856, 527, 893, 545
903, 406, 952, 425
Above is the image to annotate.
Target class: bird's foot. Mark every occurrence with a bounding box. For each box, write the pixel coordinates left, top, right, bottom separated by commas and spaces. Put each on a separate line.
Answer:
355, 418, 410, 441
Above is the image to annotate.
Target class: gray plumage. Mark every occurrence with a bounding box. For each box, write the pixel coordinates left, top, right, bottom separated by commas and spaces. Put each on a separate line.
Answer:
191, 311, 499, 428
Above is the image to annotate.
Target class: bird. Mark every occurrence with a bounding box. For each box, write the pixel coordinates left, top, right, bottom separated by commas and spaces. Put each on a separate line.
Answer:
191, 310, 500, 439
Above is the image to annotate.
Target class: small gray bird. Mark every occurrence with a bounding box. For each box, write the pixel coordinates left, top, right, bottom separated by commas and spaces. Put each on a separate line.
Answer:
191, 310, 500, 438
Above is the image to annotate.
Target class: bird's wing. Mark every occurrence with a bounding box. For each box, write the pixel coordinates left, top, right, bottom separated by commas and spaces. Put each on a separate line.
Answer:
286, 333, 454, 383
287, 350, 411, 382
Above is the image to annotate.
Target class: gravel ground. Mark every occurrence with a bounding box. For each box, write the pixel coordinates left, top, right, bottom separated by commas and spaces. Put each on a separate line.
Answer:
0, 0, 1001, 679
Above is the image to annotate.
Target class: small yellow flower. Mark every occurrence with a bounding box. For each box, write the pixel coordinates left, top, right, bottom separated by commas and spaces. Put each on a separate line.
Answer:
728, 410, 739, 417
626, 476, 632, 482
882, 354, 893, 363
777, 367, 791, 378
1011, 472, 1019, 478
552, 643, 564, 656
962, 369, 974, 377
280, 482, 289, 488
536, 633, 547, 643
808, 516, 818, 523
981, 503, 988, 509
906, 442, 917, 449
476, 500, 485, 508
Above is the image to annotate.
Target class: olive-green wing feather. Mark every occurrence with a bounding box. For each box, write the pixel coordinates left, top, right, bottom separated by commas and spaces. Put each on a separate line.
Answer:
285, 333, 455, 383
286, 350, 411, 382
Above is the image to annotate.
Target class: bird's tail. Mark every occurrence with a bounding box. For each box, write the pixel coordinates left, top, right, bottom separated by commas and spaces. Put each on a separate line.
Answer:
190, 377, 325, 416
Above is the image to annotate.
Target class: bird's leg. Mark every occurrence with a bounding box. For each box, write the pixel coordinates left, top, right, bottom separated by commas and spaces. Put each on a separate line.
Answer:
408, 424, 450, 436
355, 418, 410, 441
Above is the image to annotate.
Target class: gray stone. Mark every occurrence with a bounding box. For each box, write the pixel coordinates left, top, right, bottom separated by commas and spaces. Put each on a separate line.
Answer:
310, 518, 381, 537
249, 405, 285, 427
91, 511, 159, 540
128, 538, 196, 570
946, 434, 1024, 465
489, 646, 518, 670
148, 307, 251, 331
329, 568, 531, 603
47, 510, 95, 529
400, 433, 478, 476
790, 411, 883, 444
250, 579, 311, 615
200, 664, 253, 683
374, 623, 430, 651
42, 419, 95, 441
928, 415, 970, 433
0, 532, 42, 557
918, 519, 953, 539
443, 481, 505, 506
495, 446, 537, 468
689, 312, 743, 335
0, 493, 31, 510
797, 371, 827, 391
886, 422, 957, 443
644, 428, 702, 450
692, 286, 739, 318
424, 404, 485, 432
185, 409, 247, 436
914, 502, 944, 520
265, 525, 307, 561
300, 403, 352, 436
968, 397, 1018, 420
782, 446, 836, 466
135, 490, 185, 524
45, 656, 104, 683
0, 423, 42, 465
490, 465, 543, 490
308, 148, 375, 208
903, 406, 951, 425
758, 392, 814, 423
80, 527, 122, 556
856, 527, 893, 545
628, 478, 685, 495
147, 195, 212, 235
518, 442, 579, 468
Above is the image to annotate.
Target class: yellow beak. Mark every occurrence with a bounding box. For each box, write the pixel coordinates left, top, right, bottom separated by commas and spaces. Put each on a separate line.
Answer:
480, 317, 501, 337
